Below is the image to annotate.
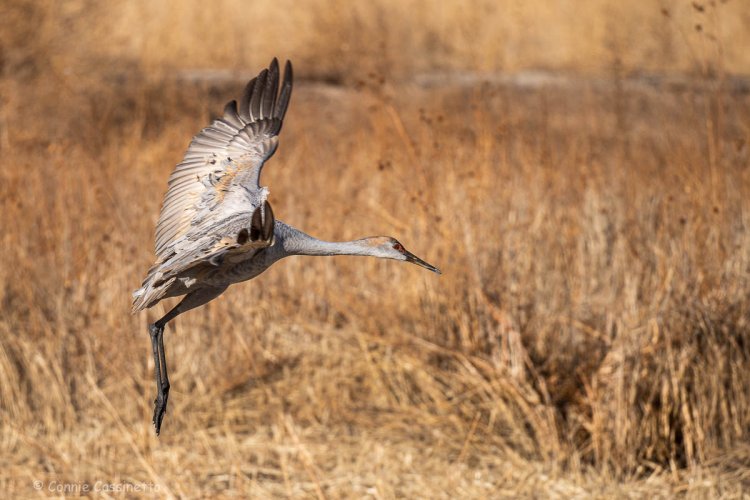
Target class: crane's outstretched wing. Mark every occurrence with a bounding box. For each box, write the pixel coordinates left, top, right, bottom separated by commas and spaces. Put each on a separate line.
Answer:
153, 58, 293, 264
132, 59, 292, 312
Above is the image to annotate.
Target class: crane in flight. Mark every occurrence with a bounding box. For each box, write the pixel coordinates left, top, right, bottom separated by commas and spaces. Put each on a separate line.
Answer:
133, 59, 440, 435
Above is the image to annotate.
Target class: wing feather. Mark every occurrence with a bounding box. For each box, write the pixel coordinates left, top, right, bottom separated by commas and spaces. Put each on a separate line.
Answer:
223, 100, 243, 127
261, 62, 279, 119
275, 61, 293, 126
151, 58, 293, 263
249, 69, 267, 121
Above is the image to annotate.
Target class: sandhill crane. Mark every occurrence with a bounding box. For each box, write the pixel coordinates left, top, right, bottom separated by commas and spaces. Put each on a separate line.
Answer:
133, 59, 440, 435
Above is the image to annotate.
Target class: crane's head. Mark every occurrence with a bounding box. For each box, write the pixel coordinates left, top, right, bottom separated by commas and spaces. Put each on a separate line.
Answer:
363, 237, 441, 274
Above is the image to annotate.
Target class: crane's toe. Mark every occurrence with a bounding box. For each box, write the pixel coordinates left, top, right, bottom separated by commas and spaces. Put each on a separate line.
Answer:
153, 394, 168, 435
152, 378, 170, 435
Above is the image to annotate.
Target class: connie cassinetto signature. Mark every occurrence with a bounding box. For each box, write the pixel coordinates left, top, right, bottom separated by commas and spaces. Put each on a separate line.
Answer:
33, 480, 161, 494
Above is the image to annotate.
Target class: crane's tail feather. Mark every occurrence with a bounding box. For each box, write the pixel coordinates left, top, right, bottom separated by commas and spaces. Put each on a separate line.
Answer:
131, 270, 176, 314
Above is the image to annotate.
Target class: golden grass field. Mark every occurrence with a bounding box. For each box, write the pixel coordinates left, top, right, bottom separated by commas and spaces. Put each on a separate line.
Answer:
2, 0, 750, 497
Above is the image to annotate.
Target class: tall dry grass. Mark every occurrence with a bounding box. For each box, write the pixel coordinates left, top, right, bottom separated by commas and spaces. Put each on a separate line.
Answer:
2, 0, 750, 497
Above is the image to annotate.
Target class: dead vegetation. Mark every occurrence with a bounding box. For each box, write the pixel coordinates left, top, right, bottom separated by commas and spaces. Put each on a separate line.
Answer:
1, 0, 749, 497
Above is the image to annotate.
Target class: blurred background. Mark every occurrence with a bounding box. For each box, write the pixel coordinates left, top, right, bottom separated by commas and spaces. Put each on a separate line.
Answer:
1, 0, 749, 497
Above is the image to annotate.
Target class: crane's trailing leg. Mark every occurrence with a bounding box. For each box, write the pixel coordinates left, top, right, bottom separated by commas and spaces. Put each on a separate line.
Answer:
147, 286, 228, 435
149, 303, 180, 435
145, 202, 273, 435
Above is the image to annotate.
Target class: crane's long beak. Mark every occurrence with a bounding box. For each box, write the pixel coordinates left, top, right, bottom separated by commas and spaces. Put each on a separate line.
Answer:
404, 250, 441, 275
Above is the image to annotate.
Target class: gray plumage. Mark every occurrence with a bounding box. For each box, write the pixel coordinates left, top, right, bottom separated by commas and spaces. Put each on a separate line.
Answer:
132, 59, 440, 435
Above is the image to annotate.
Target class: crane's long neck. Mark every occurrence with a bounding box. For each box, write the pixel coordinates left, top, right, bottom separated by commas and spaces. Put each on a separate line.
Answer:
269, 221, 377, 261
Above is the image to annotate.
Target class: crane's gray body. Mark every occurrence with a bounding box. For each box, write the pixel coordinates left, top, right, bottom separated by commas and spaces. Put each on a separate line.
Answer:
135, 219, 415, 312
139, 220, 295, 305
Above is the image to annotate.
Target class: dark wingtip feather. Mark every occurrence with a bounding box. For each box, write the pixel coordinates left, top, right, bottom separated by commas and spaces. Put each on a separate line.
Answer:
236, 59, 293, 126
239, 78, 257, 122
249, 68, 268, 121
275, 60, 293, 129
223, 99, 238, 116
284, 60, 292, 78
222, 99, 244, 127
261, 59, 280, 119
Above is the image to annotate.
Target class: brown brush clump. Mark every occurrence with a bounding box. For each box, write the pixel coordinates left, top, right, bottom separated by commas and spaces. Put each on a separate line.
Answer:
2, 0, 750, 497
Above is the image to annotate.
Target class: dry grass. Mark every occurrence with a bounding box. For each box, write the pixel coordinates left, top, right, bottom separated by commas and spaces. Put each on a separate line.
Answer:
2, 0, 750, 497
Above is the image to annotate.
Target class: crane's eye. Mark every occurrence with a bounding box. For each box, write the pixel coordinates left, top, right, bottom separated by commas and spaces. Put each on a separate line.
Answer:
393, 243, 404, 252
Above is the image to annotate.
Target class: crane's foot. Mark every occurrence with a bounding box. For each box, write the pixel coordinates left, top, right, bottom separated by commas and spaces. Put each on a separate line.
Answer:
152, 385, 169, 435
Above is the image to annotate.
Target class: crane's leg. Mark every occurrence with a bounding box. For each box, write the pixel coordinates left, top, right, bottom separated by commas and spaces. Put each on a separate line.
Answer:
148, 285, 227, 436
149, 305, 180, 436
